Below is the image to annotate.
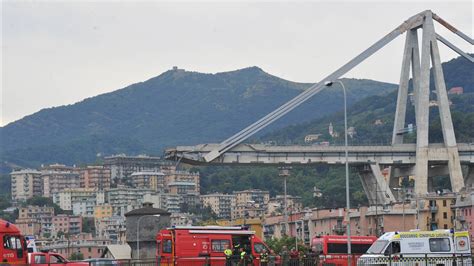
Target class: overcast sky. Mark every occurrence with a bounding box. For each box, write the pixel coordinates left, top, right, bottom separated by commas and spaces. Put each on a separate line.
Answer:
1, 1, 472, 126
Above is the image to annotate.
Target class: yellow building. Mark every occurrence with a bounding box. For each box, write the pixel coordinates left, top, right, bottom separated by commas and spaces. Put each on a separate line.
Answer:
94, 205, 113, 219
217, 218, 264, 239
418, 193, 456, 231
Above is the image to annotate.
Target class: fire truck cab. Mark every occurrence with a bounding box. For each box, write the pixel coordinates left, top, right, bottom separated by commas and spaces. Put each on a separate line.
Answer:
156, 226, 272, 265
1, 219, 28, 264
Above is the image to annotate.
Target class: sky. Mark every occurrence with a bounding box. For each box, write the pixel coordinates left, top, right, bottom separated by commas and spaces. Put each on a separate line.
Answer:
1, 1, 472, 126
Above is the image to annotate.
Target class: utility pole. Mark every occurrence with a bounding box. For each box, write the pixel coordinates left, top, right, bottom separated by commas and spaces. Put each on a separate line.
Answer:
279, 166, 292, 235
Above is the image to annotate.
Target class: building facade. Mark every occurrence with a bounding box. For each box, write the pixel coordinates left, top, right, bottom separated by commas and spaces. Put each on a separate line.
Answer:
80, 166, 111, 191
201, 193, 236, 219
10, 169, 43, 201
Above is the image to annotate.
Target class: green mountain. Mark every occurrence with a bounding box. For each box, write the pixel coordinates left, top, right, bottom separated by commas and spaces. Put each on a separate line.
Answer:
0, 67, 396, 171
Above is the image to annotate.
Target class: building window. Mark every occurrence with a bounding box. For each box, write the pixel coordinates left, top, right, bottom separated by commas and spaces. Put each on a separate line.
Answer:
444, 224, 448, 229
443, 200, 447, 207
443, 212, 447, 219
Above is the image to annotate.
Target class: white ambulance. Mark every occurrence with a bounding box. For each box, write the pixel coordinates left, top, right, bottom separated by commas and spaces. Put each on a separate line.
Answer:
357, 230, 472, 265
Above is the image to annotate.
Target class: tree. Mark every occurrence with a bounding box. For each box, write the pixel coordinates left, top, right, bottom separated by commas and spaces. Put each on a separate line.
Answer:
69, 253, 84, 261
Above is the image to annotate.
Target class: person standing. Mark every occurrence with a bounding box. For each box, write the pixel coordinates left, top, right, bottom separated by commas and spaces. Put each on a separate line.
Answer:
224, 244, 233, 266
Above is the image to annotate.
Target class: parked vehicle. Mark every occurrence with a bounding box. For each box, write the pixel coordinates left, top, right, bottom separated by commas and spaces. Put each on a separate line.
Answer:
357, 229, 472, 265
28, 252, 89, 266
311, 235, 377, 266
156, 226, 276, 265
1, 219, 28, 264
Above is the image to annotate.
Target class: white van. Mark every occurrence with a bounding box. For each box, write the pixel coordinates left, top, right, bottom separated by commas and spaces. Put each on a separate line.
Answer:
357, 230, 472, 265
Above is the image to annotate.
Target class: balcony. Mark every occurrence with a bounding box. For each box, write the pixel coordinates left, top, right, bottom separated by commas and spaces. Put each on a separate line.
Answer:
332, 224, 346, 235
429, 206, 438, 213
457, 215, 466, 222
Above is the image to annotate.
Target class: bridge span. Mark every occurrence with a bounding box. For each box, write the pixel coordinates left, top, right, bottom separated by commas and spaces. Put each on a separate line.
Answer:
166, 143, 474, 165
165, 10, 473, 206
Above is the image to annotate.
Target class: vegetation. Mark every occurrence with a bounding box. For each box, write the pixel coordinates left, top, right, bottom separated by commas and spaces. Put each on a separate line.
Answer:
0, 67, 395, 172
24, 196, 68, 215
266, 236, 309, 254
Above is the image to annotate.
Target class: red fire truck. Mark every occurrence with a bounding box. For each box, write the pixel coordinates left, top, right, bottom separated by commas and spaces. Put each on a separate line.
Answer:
1, 219, 28, 265
156, 226, 274, 265
311, 235, 377, 266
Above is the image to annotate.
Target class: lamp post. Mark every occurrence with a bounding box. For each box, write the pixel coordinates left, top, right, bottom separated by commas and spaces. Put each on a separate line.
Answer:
279, 166, 292, 235
136, 214, 161, 260
392, 187, 407, 230
325, 80, 351, 265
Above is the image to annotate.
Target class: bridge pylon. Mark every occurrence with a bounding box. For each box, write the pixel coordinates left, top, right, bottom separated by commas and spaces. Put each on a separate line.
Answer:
390, 10, 466, 196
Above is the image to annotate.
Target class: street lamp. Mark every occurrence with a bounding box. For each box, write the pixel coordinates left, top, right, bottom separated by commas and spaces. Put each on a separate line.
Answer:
325, 80, 351, 265
392, 187, 407, 230
136, 214, 161, 260
279, 166, 292, 235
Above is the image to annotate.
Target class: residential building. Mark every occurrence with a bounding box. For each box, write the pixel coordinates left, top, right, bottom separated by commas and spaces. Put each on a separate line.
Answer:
234, 189, 270, 207
45, 233, 111, 259
201, 193, 236, 219
104, 154, 173, 183
10, 169, 43, 201
304, 134, 321, 143
233, 189, 270, 219
105, 186, 156, 216
15, 205, 55, 237
267, 195, 303, 215
453, 189, 474, 247
53, 188, 104, 217
418, 192, 456, 231
80, 166, 111, 190
130, 171, 165, 192
51, 215, 82, 236
448, 86, 464, 94
94, 205, 113, 220
42, 165, 81, 197
163, 170, 200, 194
95, 215, 126, 244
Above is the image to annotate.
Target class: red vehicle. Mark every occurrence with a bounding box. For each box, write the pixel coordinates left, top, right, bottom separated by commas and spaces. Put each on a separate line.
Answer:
28, 252, 88, 266
1, 219, 27, 264
156, 226, 274, 266
311, 235, 377, 266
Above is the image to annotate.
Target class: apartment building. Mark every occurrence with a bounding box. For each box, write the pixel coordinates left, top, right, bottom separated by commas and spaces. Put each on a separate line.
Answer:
10, 169, 43, 201
232, 189, 270, 219
15, 205, 55, 237
419, 192, 456, 231
42, 167, 81, 198
94, 205, 113, 220
53, 189, 105, 217
267, 195, 303, 215
104, 154, 173, 182
80, 166, 111, 190
45, 233, 111, 259
95, 215, 126, 244
130, 171, 165, 192
163, 170, 200, 194
51, 214, 82, 236
105, 186, 157, 216
201, 193, 236, 219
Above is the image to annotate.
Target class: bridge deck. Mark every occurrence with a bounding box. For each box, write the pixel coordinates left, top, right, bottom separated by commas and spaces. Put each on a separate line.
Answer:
165, 143, 474, 165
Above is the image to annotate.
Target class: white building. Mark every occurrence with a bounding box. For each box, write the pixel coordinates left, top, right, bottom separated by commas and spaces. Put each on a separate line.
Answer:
10, 169, 43, 201
201, 193, 236, 219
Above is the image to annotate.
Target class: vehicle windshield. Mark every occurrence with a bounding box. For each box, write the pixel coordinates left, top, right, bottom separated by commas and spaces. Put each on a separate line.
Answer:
366, 240, 389, 254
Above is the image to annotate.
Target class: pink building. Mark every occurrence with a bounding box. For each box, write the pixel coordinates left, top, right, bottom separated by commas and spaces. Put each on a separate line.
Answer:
453, 190, 474, 248
46, 233, 111, 259
52, 215, 82, 236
